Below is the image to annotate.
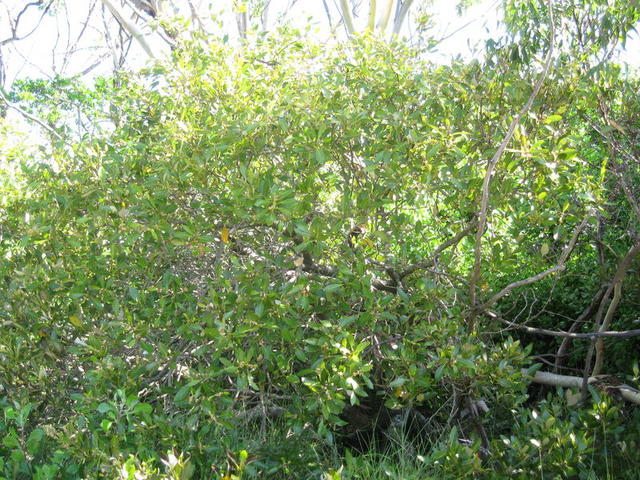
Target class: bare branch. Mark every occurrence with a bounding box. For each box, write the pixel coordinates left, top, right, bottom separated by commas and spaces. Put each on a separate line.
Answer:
1, 0, 54, 46
488, 311, 640, 339
527, 370, 640, 405
187, 0, 206, 33
592, 241, 640, 376
338, 0, 356, 35
392, 0, 414, 35
101, 0, 155, 59
0, 88, 62, 140
554, 284, 608, 372
468, 0, 556, 329
475, 215, 590, 312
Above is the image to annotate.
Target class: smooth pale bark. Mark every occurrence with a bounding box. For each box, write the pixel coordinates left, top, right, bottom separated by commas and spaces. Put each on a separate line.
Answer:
338, 0, 356, 35
392, 0, 415, 35
376, 0, 395, 31
526, 370, 640, 405
101, 0, 156, 59
367, 0, 377, 30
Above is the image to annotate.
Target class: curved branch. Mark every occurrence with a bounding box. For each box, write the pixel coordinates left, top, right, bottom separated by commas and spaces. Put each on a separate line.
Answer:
0, 89, 62, 140
592, 241, 640, 376
468, 0, 556, 329
475, 214, 590, 312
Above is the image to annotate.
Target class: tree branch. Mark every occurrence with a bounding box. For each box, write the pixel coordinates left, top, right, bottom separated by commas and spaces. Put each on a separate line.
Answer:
392, 0, 414, 35
1, 1, 53, 47
367, 0, 377, 31
0, 89, 62, 140
475, 214, 590, 313
338, 0, 356, 35
376, 0, 394, 31
489, 311, 640, 339
591, 241, 640, 376
527, 370, 640, 405
100, 0, 155, 59
399, 218, 477, 280
468, 0, 555, 329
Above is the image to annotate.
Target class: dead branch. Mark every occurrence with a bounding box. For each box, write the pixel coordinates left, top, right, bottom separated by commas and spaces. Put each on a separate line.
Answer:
487, 310, 640, 339
1, 1, 54, 46
527, 370, 640, 405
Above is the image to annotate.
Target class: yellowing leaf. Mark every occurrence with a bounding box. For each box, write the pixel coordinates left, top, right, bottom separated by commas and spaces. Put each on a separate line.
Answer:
541, 242, 550, 256
361, 238, 375, 248
221, 226, 230, 244
69, 316, 83, 328
293, 256, 304, 267
609, 119, 625, 133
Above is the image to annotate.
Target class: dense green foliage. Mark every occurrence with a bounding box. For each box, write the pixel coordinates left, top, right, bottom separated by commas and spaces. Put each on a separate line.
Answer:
1, 8, 640, 479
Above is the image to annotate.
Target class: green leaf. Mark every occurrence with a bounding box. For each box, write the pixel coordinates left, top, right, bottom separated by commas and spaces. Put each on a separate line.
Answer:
324, 283, 342, 293
389, 376, 407, 388
128, 286, 139, 300
26, 428, 45, 455
544, 114, 563, 124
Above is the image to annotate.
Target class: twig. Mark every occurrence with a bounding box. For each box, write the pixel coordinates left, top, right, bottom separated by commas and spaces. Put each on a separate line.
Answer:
1, 1, 54, 46
399, 218, 477, 280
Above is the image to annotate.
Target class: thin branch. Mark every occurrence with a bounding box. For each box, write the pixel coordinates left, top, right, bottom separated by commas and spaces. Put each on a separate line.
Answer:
1, 1, 53, 46
0, 89, 62, 140
399, 218, 477, 279
475, 214, 590, 312
488, 311, 640, 339
582, 115, 640, 221
187, 0, 206, 33
554, 284, 608, 372
468, 0, 555, 329
321, 0, 335, 30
